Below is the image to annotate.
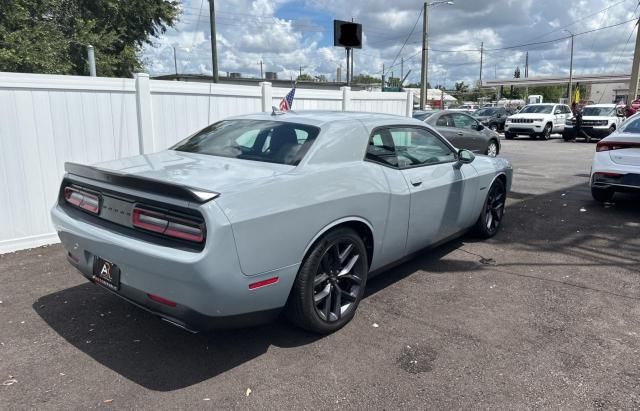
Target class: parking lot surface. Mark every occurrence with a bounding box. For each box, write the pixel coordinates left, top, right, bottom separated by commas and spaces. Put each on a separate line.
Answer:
1, 137, 639, 410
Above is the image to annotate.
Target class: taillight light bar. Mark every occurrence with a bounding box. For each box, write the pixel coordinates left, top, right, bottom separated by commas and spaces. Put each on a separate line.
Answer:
596, 141, 640, 152
64, 186, 100, 214
132, 207, 205, 243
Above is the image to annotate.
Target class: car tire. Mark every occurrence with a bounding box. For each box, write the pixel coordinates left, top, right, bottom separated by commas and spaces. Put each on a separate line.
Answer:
485, 139, 499, 157
607, 125, 616, 136
591, 186, 614, 202
286, 227, 369, 334
474, 178, 506, 238
540, 123, 552, 140
505, 132, 515, 140
489, 123, 499, 132
562, 132, 573, 141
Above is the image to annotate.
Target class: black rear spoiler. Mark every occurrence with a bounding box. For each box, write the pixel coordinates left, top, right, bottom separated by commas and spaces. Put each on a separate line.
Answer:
64, 162, 219, 204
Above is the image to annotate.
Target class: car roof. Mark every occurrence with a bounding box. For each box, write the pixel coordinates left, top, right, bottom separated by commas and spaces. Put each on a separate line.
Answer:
226, 110, 419, 128
527, 103, 556, 106
585, 104, 615, 107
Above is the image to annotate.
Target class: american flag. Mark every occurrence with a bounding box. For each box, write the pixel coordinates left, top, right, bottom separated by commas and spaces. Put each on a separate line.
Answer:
279, 87, 296, 111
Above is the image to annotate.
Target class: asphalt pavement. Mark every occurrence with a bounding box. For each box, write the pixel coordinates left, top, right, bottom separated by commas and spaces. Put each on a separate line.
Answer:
1, 135, 640, 410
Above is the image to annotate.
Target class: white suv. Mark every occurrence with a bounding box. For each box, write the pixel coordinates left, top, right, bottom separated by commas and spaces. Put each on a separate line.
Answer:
563, 104, 624, 142
504, 103, 571, 140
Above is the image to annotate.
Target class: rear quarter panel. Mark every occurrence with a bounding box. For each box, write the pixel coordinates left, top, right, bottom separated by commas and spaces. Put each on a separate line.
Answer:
215, 161, 392, 276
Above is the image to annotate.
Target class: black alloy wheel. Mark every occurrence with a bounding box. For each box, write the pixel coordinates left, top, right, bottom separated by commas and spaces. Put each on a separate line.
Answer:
286, 228, 368, 334
475, 178, 506, 238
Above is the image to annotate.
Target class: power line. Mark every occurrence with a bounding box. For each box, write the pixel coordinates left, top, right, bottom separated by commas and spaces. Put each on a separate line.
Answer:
385, 8, 423, 75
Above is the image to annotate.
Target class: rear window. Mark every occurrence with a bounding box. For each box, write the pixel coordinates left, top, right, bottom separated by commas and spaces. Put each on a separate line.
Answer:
171, 120, 320, 165
620, 116, 640, 134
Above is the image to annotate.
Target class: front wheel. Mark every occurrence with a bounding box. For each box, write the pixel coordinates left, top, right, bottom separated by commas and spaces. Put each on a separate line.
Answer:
540, 123, 552, 140
474, 178, 506, 238
489, 123, 499, 132
485, 140, 499, 157
505, 132, 515, 140
286, 227, 368, 334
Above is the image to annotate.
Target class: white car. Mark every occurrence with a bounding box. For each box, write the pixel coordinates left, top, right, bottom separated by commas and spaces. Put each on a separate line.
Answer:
590, 113, 640, 202
504, 103, 572, 140
564, 104, 625, 142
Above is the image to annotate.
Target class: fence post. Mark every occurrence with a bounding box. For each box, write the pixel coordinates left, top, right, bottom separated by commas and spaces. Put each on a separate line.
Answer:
260, 81, 272, 112
134, 73, 154, 154
341, 86, 351, 111
405, 90, 414, 117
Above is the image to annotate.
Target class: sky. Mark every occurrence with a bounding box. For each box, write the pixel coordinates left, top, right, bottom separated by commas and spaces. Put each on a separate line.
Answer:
141, 0, 640, 88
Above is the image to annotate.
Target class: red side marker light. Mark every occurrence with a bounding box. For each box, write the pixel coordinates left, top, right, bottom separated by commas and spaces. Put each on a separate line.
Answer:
147, 293, 177, 307
248, 277, 279, 290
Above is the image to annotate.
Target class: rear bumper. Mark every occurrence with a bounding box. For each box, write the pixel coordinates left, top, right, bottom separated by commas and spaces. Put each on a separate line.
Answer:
590, 152, 640, 192
51, 204, 298, 331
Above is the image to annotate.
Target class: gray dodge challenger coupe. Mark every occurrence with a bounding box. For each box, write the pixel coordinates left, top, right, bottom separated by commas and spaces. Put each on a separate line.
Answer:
51, 111, 513, 334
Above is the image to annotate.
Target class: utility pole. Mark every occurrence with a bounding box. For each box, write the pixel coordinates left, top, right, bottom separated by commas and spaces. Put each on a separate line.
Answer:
420, 2, 429, 109
564, 30, 574, 103
381, 63, 385, 91
628, 16, 640, 102
299, 65, 306, 78
525, 51, 529, 101
173, 47, 178, 77
479, 41, 483, 86
401, 57, 404, 81
208, 0, 219, 82
258, 60, 263, 79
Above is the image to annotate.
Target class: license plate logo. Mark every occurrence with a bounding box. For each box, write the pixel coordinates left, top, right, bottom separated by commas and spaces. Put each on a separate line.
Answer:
93, 257, 121, 291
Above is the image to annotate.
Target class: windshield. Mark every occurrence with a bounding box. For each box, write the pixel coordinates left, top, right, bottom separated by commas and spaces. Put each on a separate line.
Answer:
474, 108, 497, 116
171, 120, 320, 165
519, 105, 554, 114
413, 111, 435, 121
581, 106, 615, 117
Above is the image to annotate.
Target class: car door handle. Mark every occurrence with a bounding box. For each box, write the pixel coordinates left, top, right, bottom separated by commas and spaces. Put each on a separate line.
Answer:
410, 178, 422, 187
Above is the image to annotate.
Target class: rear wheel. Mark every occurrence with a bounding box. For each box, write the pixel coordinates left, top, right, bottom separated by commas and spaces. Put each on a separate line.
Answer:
286, 227, 368, 334
591, 186, 614, 202
474, 178, 506, 238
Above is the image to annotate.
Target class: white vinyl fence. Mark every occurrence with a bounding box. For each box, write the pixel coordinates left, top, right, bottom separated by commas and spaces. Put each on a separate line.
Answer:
0, 71, 413, 254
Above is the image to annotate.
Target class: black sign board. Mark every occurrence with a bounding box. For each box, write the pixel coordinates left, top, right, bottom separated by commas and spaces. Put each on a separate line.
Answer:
334, 20, 362, 49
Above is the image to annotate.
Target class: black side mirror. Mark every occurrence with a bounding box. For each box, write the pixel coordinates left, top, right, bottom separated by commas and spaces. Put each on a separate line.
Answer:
476, 123, 485, 131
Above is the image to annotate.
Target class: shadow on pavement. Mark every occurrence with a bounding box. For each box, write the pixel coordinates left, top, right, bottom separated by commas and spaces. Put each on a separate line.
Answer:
33, 181, 639, 391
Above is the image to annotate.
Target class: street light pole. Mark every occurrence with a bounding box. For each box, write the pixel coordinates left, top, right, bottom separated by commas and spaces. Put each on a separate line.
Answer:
420, 1, 454, 110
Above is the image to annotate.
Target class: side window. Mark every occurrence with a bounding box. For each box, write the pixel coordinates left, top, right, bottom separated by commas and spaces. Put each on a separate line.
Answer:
451, 113, 477, 129
366, 130, 398, 167
436, 114, 451, 127
389, 127, 456, 168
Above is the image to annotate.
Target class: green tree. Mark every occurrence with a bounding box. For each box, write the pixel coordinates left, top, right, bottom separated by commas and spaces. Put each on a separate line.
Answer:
296, 73, 314, 81
0, 0, 179, 77
455, 81, 469, 93
352, 73, 382, 84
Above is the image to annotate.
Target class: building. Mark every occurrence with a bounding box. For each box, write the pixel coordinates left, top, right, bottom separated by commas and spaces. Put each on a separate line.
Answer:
404, 88, 457, 108
589, 82, 629, 104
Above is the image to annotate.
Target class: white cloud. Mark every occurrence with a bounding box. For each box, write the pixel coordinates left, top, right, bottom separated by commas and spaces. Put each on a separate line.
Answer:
141, 0, 639, 87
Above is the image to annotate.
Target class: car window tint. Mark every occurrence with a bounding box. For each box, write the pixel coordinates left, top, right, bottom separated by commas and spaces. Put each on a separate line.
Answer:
366, 131, 398, 167
435, 114, 450, 127
621, 117, 640, 134
389, 127, 455, 168
451, 113, 476, 129
171, 120, 320, 166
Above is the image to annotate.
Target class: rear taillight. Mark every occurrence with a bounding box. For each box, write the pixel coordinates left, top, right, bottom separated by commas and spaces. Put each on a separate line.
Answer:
132, 207, 204, 243
596, 141, 640, 152
64, 186, 100, 214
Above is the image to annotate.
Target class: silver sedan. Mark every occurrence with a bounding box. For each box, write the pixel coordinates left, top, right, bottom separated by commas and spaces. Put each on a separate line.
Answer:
51, 111, 513, 334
